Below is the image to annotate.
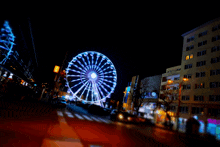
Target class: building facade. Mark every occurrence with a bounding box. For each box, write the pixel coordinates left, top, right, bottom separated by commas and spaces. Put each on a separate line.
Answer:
138, 75, 161, 120
156, 65, 181, 129
180, 18, 220, 138
122, 75, 139, 113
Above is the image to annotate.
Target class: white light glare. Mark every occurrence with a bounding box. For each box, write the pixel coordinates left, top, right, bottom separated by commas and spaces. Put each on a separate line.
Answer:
91, 72, 97, 79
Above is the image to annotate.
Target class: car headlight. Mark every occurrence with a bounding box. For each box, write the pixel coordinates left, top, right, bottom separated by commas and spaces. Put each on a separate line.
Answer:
118, 114, 124, 120
127, 117, 132, 121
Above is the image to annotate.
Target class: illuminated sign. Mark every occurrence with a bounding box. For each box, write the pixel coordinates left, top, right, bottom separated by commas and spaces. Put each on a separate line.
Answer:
53, 65, 60, 73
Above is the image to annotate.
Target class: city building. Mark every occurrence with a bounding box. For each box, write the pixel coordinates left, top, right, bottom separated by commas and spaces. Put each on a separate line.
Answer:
139, 75, 161, 119
179, 17, 220, 138
156, 65, 181, 129
123, 75, 161, 121
123, 75, 139, 113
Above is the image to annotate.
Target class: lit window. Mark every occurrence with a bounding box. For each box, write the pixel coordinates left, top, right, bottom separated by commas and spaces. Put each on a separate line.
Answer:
190, 54, 193, 59
185, 55, 189, 60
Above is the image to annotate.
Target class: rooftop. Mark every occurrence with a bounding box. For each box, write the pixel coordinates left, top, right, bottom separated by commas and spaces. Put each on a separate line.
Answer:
181, 17, 220, 37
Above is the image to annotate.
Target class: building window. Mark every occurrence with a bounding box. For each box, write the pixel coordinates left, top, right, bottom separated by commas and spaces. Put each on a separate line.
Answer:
197, 50, 206, 56
210, 82, 220, 88
186, 45, 194, 51
198, 30, 207, 37
182, 84, 191, 90
209, 95, 220, 101
212, 35, 220, 42
195, 83, 205, 89
196, 61, 206, 67
208, 108, 220, 117
185, 54, 193, 60
184, 74, 192, 79
196, 72, 205, 77
192, 107, 204, 114
194, 95, 204, 101
185, 64, 192, 69
162, 77, 167, 82
187, 36, 195, 42
211, 46, 220, 52
174, 77, 180, 80
211, 57, 220, 63
182, 95, 190, 101
198, 40, 207, 47
170, 106, 176, 111
180, 106, 188, 113
212, 24, 220, 31
210, 69, 220, 76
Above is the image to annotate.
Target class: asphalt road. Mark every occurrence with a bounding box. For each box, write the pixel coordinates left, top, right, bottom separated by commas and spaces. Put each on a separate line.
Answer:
0, 102, 219, 147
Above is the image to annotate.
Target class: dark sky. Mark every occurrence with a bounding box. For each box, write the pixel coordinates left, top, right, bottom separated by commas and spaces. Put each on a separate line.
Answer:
2, 6, 219, 99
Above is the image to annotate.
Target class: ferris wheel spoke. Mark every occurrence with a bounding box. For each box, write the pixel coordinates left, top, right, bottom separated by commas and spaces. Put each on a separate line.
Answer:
70, 78, 81, 83
96, 84, 105, 100
67, 74, 81, 77
67, 68, 82, 74
81, 57, 89, 70
97, 81, 108, 94
96, 57, 105, 71
76, 59, 87, 72
102, 66, 111, 72
103, 71, 114, 75
72, 64, 86, 73
103, 78, 114, 84
91, 54, 94, 69
73, 80, 89, 97
79, 82, 89, 100
99, 80, 112, 89
86, 55, 91, 69
85, 83, 91, 101
99, 62, 108, 71
94, 55, 100, 70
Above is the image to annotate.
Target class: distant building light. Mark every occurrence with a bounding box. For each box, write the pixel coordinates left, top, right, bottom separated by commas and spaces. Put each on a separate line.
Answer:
53, 65, 60, 73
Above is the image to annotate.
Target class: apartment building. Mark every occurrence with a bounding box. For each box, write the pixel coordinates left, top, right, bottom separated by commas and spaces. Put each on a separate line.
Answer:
180, 17, 220, 137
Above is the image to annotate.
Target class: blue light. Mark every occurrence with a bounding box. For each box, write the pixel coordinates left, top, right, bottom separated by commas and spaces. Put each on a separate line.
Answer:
0, 21, 15, 65
66, 51, 117, 104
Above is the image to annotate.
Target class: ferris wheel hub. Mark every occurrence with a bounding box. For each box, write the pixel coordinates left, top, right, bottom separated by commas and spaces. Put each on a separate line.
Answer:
91, 72, 97, 79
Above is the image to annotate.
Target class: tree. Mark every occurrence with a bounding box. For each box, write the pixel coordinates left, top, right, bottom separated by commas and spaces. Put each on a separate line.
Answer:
157, 83, 179, 126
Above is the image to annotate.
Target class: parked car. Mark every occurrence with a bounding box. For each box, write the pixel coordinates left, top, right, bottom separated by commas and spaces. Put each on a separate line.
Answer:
88, 104, 109, 115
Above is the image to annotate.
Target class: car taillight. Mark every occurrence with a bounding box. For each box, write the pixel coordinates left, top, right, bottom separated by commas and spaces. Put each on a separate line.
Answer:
127, 117, 132, 121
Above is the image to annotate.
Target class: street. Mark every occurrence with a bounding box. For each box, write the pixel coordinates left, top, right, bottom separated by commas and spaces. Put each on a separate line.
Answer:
0, 102, 219, 147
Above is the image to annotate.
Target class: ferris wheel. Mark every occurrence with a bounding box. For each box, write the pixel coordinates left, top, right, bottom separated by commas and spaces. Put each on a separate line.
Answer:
66, 51, 117, 106
0, 21, 15, 65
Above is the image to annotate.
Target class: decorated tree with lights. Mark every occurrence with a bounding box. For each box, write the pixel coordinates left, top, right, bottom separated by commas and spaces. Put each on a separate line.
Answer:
0, 21, 15, 65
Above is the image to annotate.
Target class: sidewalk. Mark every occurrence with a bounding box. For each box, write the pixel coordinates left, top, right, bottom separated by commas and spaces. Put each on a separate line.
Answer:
140, 122, 220, 146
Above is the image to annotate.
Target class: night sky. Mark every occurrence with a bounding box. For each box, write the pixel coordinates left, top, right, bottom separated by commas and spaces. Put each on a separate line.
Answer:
2, 6, 219, 100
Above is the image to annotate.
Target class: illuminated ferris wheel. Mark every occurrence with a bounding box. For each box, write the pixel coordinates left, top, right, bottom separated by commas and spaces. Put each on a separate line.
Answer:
66, 51, 117, 106
0, 21, 15, 65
